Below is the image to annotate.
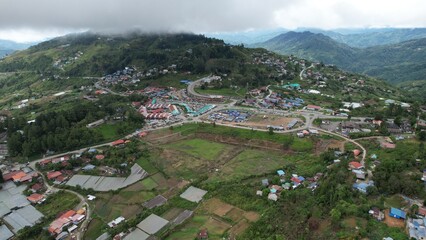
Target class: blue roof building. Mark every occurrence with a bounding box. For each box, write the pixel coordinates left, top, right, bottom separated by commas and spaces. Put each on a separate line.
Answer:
277, 170, 285, 176
389, 207, 406, 219
82, 164, 96, 171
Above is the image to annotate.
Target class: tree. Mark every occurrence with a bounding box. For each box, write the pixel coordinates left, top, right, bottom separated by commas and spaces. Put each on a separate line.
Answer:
268, 127, 274, 135
0, 169, 3, 183
418, 131, 426, 141
330, 208, 341, 224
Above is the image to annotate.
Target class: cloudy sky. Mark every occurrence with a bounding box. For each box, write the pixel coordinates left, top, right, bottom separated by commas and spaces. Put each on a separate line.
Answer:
1, 0, 426, 42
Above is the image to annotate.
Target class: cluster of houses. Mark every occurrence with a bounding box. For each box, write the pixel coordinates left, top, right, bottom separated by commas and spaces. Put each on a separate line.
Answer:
53, 51, 83, 69
208, 110, 251, 123
48, 208, 86, 238
296, 128, 319, 138
101, 65, 178, 86
258, 169, 323, 201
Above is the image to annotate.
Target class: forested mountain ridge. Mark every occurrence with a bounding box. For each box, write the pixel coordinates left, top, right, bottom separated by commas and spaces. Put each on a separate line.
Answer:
255, 31, 426, 83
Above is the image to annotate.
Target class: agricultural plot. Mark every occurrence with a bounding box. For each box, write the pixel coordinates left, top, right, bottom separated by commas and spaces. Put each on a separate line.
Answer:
235, 114, 301, 129
166, 138, 233, 161
168, 198, 259, 239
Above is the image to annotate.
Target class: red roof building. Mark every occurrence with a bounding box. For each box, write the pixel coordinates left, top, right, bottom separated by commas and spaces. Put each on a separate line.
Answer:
349, 161, 363, 169
138, 132, 148, 138
197, 229, 208, 240
306, 105, 321, 111
39, 159, 52, 166
95, 155, 105, 160
2, 170, 24, 181
112, 139, 125, 146
27, 193, 44, 204
31, 183, 43, 192
47, 171, 62, 180
353, 149, 361, 157
418, 207, 426, 216
55, 175, 67, 183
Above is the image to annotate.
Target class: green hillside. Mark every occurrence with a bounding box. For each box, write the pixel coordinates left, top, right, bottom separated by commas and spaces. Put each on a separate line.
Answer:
0, 32, 408, 105
256, 31, 426, 83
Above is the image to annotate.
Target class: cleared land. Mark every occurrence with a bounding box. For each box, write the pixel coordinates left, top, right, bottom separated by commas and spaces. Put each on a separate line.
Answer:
166, 138, 232, 161
230, 114, 301, 129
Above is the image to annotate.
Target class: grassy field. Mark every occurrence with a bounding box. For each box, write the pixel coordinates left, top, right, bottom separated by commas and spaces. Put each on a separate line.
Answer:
140, 177, 159, 190
85, 218, 105, 240
36, 191, 80, 220
136, 157, 159, 174
95, 123, 120, 140
166, 138, 232, 161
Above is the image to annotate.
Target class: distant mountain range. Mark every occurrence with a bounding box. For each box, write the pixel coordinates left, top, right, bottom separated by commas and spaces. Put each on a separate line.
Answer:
253, 31, 426, 83
0, 39, 34, 58
209, 28, 426, 48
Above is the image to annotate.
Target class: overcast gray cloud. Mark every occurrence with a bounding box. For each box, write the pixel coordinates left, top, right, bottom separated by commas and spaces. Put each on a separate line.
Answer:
1, 0, 426, 42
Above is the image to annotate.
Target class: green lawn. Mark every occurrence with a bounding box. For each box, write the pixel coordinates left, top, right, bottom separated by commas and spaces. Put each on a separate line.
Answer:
140, 177, 159, 190
136, 157, 158, 174
36, 191, 80, 220
95, 124, 119, 140
166, 138, 230, 161
85, 218, 106, 240
167, 215, 209, 240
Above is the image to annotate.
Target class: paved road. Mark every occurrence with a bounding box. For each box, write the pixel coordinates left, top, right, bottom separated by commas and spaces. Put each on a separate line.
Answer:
299, 64, 314, 80
37, 168, 90, 240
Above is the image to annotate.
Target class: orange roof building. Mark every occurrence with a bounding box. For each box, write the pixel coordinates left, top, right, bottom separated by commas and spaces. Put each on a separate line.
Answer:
27, 193, 44, 204
60, 210, 76, 219
12, 172, 27, 182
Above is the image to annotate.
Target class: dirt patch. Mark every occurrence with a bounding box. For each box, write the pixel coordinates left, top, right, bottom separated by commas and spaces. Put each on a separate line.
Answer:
201, 217, 231, 235
314, 139, 344, 155
243, 211, 260, 222
195, 132, 291, 153
122, 181, 146, 191
229, 219, 250, 239
121, 205, 143, 219
383, 209, 405, 228
201, 198, 234, 217
162, 208, 184, 221
226, 114, 300, 129
225, 208, 245, 223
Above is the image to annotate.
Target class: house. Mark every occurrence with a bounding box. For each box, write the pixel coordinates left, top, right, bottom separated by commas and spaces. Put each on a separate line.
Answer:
352, 170, 366, 180
197, 229, 208, 240
31, 183, 43, 193
12, 171, 27, 182
256, 190, 263, 196
349, 161, 363, 170
27, 193, 45, 204
297, 132, 304, 138
353, 181, 374, 193
261, 179, 269, 186
277, 170, 285, 176
108, 216, 125, 228
306, 105, 321, 111
86, 119, 105, 128
369, 207, 384, 221
87, 195, 96, 201
353, 149, 361, 157
418, 207, 426, 217
95, 155, 105, 160
47, 171, 62, 180
389, 207, 406, 219
112, 139, 125, 146
49, 218, 72, 235
268, 193, 278, 201
82, 164, 96, 171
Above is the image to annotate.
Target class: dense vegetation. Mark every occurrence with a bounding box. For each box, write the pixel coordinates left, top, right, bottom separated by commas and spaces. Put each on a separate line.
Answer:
1, 94, 145, 158
256, 31, 426, 83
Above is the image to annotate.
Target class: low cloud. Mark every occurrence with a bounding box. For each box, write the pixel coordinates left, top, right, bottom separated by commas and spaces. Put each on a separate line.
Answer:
0, 0, 426, 42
